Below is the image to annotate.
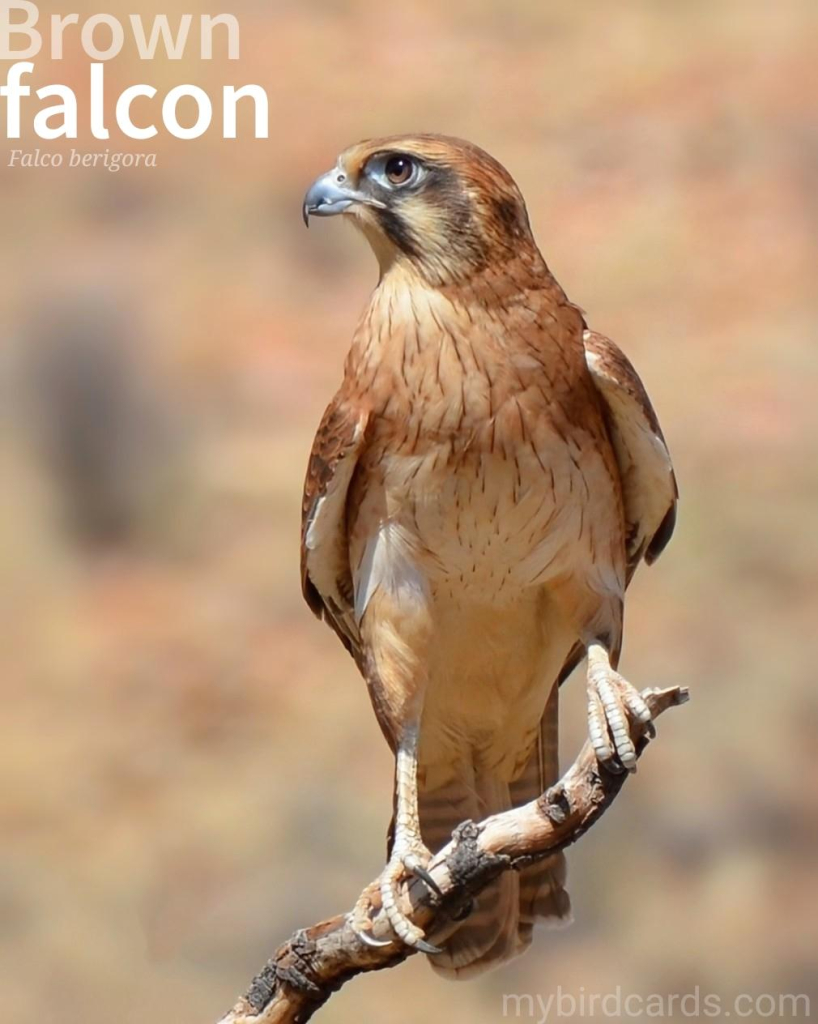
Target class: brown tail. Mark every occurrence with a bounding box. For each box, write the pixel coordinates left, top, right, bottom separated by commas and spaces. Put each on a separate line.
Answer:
511, 684, 572, 933
421, 686, 571, 980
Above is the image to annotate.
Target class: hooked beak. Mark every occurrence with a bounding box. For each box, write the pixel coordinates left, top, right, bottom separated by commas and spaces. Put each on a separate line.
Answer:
302, 169, 385, 227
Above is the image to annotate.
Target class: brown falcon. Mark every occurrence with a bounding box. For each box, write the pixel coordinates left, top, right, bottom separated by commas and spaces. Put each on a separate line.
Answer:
300, 135, 677, 978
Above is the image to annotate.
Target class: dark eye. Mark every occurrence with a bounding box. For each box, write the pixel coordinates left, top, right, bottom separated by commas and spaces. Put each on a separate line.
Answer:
385, 155, 415, 186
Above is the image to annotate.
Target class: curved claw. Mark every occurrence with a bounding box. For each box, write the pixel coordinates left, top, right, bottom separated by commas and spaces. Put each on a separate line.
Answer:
407, 861, 443, 899
355, 927, 393, 949
414, 937, 443, 955
380, 842, 443, 953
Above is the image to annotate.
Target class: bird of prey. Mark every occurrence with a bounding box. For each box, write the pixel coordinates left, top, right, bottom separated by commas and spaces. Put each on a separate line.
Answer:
300, 135, 677, 978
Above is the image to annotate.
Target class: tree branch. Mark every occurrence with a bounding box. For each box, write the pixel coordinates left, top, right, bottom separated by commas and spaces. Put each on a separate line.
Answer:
216, 685, 688, 1024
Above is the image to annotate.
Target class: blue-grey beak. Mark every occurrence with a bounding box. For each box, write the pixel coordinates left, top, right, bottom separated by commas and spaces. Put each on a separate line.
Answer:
302, 169, 385, 227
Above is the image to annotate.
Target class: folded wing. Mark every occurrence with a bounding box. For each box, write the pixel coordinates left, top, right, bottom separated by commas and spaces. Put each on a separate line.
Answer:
301, 398, 369, 662
557, 331, 677, 688
583, 329, 677, 583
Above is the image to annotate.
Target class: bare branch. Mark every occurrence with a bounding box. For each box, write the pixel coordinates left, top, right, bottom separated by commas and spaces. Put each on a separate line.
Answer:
216, 685, 688, 1024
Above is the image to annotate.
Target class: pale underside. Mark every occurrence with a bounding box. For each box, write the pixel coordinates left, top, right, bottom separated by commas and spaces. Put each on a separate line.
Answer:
351, 431, 621, 790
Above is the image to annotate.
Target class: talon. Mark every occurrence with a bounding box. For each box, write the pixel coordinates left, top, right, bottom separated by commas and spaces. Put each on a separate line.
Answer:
406, 859, 443, 899
587, 643, 654, 774
414, 937, 443, 955
349, 883, 393, 949
355, 928, 393, 948
379, 838, 439, 952
600, 755, 627, 776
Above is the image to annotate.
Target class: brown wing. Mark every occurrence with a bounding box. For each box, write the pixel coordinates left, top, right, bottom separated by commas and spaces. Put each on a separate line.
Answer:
558, 330, 677, 686
583, 329, 677, 581
301, 397, 369, 661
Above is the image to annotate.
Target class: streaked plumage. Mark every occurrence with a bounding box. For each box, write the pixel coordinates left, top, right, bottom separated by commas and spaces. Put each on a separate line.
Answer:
301, 134, 676, 976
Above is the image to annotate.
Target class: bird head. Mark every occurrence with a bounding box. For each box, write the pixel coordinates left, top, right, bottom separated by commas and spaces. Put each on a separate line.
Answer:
302, 134, 540, 286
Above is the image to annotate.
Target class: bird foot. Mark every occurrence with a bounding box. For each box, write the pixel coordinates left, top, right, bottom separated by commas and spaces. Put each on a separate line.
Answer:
587, 653, 653, 773
349, 842, 443, 953
379, 839, 443, 954
349, 884, 393, 949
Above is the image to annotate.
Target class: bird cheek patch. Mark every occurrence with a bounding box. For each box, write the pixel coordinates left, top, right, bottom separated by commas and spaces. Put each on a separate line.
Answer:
375, 206, 423, 261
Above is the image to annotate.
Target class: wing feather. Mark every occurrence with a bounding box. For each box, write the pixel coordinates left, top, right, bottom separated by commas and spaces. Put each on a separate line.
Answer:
301, 398, 369, 661
558, 331, 677, 687
583, 329, 678, 582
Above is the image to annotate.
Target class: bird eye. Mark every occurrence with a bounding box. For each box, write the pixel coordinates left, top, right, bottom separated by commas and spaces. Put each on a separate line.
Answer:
365, 152, 425, 191
385, 155, 415, 186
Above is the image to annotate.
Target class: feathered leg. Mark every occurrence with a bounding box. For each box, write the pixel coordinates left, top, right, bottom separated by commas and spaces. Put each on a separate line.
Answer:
348, 563, 439, 952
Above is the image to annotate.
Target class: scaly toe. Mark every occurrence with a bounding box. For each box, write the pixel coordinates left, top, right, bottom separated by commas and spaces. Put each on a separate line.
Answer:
350, 885, 393, 949
589, 670, 652, 773
588, 687, 615, 765
380, 847, 442, 953
622, 684, 653, 725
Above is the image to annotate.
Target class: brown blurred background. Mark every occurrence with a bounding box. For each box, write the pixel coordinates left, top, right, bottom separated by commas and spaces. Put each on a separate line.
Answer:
2, 2, 817, 1022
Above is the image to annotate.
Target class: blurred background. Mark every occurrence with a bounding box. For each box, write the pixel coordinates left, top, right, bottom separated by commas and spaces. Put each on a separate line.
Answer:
2, 2, 817, 1021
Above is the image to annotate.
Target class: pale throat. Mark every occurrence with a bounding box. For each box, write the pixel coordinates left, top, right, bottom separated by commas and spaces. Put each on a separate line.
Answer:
351, 268, 458, 374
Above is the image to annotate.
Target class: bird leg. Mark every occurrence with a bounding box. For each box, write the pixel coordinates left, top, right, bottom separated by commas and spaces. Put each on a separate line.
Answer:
351, 723, 441, 953
381, 724, 442, 953
586, 641, 653, 773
